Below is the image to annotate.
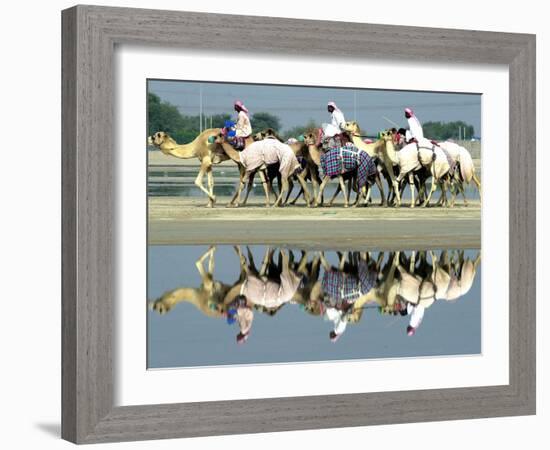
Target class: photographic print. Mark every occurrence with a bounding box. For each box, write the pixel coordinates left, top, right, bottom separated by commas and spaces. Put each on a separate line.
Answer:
146, 79, 482, 369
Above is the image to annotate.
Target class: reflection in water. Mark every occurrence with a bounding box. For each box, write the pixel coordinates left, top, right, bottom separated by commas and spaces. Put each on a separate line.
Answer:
149, 246, 481, 353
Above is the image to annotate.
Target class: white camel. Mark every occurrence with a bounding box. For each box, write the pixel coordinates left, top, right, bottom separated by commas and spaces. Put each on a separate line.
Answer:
438, 141, 482, 206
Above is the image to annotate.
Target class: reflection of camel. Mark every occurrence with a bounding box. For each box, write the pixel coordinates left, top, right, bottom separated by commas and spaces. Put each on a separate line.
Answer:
148, 130, 230, 207
150, 247, 481, 341
149, 246, 245, 318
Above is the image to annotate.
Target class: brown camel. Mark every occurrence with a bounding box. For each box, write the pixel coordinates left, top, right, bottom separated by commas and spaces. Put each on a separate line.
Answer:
148, 129, 238, 207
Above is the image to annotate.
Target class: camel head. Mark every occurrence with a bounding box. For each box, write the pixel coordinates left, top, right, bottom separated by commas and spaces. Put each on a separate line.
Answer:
149, 286, 228, 318
254, 128, 282, 142
302, 130, 318, 146
208, 131, 226, 145
149, 295, 175, 315
344, 121, 360, 134
148, 131, 174, 147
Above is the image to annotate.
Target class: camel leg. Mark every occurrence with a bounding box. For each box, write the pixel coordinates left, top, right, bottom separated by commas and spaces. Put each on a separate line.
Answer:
258, 170, 271, 207
206, 168, 216, 206
240, 171, 256, 206
339, 176, 349, 207
311, 170, 320, 204
442, 179, 451, 208
374, 173, 386, 206
363, 185, 371, 206
422, 166, 437, 207
284, 179, 295, 204
472, 172, 482, 203
290, 187, 303, 205
455, 180, 468, 207
296, 173, 312, 207
273, 178, 289, 207
196, 246, 216, 285
392, 178, 401, 207
328, 183, 342, 206
449, 180, 460, 208
315, 176, 331, 207
408, 172, 416, 208
228, 165, 247, 207
393, 172, 406, 208
436, 183, 445, 206
386, 161, 401, 207
194, 160, 216, 207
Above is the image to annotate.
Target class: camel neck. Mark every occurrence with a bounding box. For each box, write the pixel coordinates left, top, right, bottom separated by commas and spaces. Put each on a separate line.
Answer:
306, 144, 322, 166
219, 141, 241, 164
384, 139, 400, 165
160, 141, 197, 159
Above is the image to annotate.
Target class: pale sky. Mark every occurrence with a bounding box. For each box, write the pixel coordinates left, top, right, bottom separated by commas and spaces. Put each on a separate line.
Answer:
148, 79, 481, 137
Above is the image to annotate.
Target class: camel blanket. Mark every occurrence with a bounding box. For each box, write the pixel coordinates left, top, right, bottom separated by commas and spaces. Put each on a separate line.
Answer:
320, 144, 377, 189
242, 269, 302, 309
239, 139, 301, 180
322, 261, 377, 304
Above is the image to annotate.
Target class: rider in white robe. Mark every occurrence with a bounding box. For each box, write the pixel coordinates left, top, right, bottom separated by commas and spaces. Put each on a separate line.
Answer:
404, 107, 424, 142
322, 101, 347, 138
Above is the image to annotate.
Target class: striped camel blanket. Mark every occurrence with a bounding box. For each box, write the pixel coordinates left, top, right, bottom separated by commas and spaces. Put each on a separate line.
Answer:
320, 144, 378, 190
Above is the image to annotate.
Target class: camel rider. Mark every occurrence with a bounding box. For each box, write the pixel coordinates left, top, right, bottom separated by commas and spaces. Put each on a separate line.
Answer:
234, 100, 252, 136
404, 107, 424, 143
322, 101, 347, 148
226, 100, 252, 150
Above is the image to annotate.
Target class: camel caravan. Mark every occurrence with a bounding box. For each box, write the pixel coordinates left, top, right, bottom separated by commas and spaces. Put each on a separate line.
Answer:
147, 101, 481, 208
149, 245, 481, 343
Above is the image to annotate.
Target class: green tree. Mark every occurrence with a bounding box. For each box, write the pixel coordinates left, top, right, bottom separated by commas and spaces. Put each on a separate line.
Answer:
423, 121, 475, 140
251, 112, 281, 133
282, 120, 318, 140
147, 93, 186, 138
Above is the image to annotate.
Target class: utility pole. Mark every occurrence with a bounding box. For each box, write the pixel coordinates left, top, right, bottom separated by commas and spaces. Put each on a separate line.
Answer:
199, 83, 202, 133
353, 90, 357, 121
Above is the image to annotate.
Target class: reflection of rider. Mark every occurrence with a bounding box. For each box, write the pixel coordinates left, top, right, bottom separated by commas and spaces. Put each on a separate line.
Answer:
324, 306, 351, 342
321, 257, 377, 342
395, 257, 435, 336
225, 250, 302, 344
406, 303, 425, 336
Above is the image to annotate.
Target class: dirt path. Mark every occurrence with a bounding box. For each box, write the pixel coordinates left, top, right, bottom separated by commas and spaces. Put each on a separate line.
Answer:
148, 196, 481, 249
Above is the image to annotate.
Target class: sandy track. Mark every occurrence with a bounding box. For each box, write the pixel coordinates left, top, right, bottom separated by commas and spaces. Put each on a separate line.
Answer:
148, 196, 481, 249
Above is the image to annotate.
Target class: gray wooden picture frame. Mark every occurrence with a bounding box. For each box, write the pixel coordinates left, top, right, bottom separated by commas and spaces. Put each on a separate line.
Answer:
61, 4, 536, 444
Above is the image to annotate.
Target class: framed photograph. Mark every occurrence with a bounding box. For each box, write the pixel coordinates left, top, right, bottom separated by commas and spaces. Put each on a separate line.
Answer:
62, 4, 536, 444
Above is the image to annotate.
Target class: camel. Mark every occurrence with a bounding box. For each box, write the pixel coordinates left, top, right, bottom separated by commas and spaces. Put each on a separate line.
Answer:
251, 129, 322, 206
303, 131, 383, 207
344, 125, 449, 208
212, 134, 312, 207
414, 139, 454, 207
438, 141, 482, 206
378, 131, 434, 208
148, 129, 230, 207
344, 121, 397, 206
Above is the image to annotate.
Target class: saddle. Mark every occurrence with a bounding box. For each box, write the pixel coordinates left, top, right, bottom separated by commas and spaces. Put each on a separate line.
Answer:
320, 130, 350, 151
221, 125, 248, 151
